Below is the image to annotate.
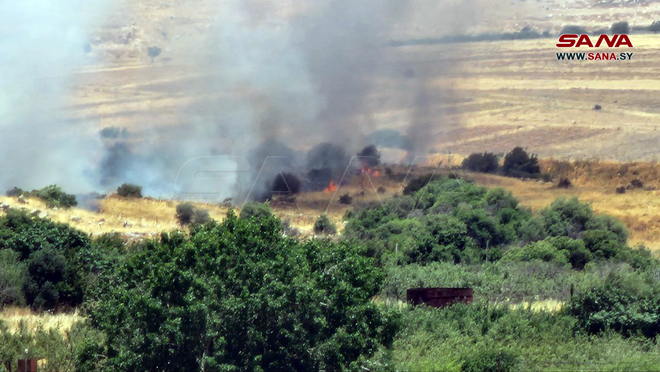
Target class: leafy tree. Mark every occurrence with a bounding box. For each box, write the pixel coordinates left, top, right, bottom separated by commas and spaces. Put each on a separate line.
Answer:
29, 185, 77, 208
314, 214, 337, 235
611, 21, 630, 34
175, 203, 211, 226
0, 249, 26, 305
5, 187, 24, 197
0, 210, 92, 310
502, 147, 540, 178
239, 201, 272, 220
87, 211, 399, 371
502, 240, 569, 266
116, 183, 142, 198
462, 152, 499, 173
567, 273, 660, 338
345, 178, 531, 265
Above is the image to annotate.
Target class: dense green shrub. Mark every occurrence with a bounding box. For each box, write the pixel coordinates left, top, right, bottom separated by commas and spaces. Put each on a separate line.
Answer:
567, 271, 660, 338
502, 240, 570, 266
314, 214, 337, 235
0, 210, 94, 310
175, 203, 211, 226
5, 187, 24, 197
392, 300, 660, 372
345, 178, 531, 264
462, 152, 499, 173
502, 147, 540, 178
239, 201, 272, 220
339, 193, 353, 205
87, 211, 399, 371
28, 185, 77, 208
651, 21, 660, 32
175, 203, 195, 225
0, 320, 105, 372
0, 249, 26, 305
116, 183, 142, 198
612, 21, 630, 34
403, 175, 435, 195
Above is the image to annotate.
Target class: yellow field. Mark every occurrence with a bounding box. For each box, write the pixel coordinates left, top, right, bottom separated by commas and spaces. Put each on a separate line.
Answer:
0, 307, 82, 334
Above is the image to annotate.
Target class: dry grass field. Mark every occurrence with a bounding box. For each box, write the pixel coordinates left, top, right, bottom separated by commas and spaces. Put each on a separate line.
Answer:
0, 307, 82, 334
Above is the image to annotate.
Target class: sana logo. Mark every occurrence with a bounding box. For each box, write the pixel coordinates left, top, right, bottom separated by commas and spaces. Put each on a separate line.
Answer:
556, 34, 633, 48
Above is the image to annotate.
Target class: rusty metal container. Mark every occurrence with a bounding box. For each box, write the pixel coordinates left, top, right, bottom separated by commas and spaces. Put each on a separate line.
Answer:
18, 359, 38, 372
406, 287, 473, 308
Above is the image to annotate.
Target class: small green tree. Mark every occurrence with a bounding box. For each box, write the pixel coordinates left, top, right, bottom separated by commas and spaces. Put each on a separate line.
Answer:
30, 185, 77, 208
611, 21, 630, 34
0, 210, 90, 310
239, 201, 272, 220
116, 183, 142, 198
314, 214, 337, 235
462, 152, 499, 173
502, 147, 540, 178
5, 187, 24, 197
87, 211, 399, 371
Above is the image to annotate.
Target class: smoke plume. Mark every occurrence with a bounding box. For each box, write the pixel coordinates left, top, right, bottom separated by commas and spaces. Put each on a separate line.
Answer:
1, 0, 480, 201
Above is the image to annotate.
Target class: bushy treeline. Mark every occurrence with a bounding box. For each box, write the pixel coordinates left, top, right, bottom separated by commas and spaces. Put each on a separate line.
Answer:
344, 177, 647, 270
5, 185, 77, 208
0, 210, 124, 310
2, 177, 660, 371
84, 211, 397, 371
461, 147, 541, 179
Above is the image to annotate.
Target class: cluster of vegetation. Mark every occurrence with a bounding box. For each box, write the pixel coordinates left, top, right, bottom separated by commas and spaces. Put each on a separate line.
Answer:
314, 214, 337, 235
0, 321, 106, 372
175, 203, 211, 226
3, 174, 660, 371
5, 185, 77, 208
346, 177, 648, 270
115, 183, 142, 198
462, 147, 541, 180
461, 152, 499, 173
0, 210, 125, 310
84, 211, 396, 371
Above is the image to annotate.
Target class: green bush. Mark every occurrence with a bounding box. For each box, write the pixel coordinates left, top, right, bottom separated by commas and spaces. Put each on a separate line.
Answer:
116, 183, 142, 198
175, 203, 211, 226
0, 210, 91, 310
612, 21, 630, 34
502, 147, 540, 178
339, 193, 353, 205
239, 201, 272, 220
651, 21, 660, 32
87, 211, 398, 371
5, 187, 23, 197
0, 249, 26, 305
462, 152, 499, 173
28, 185, 77, 208
314, 214, 337, 235
0, 320, 105, 372
567, 272, 660, 338
502, 240, 569, 266
403, 175, 435, 195
345, 178, 531, 265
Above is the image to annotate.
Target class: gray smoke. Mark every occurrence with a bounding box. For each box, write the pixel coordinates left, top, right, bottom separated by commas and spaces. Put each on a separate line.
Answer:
1, 0, 480, 200
0, 1, 111, 194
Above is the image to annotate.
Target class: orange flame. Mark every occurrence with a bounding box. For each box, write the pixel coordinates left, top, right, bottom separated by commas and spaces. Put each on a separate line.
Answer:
324, 180, 337, 193
360, 165, 380, 177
